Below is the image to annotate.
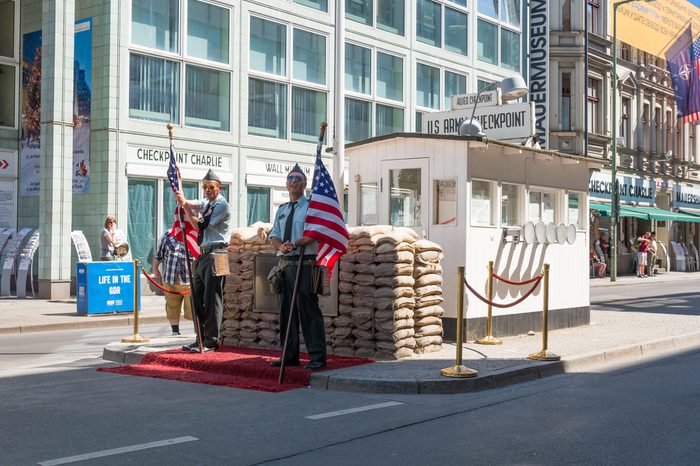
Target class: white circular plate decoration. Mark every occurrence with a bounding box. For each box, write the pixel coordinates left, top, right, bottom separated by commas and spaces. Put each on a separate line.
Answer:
522, 222, 536, 244
556, 223, 567, 244
545, 222, 557, 244
566, 224, 577, 244
535, 221, 547, 243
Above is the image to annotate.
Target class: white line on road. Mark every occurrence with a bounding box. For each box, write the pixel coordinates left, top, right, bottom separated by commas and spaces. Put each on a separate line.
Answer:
305, 401, 404, 420
38, 436, 199, 465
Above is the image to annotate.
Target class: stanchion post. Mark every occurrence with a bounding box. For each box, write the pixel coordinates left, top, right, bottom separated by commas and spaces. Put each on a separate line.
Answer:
528, 263, 559, 361
476, 260, 502, 345
441, 266, 477, 378
122, 259, 150, 343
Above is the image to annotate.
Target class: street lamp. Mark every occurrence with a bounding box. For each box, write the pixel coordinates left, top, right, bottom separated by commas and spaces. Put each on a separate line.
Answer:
610, 0, 655, 281
459, 75, 529, 137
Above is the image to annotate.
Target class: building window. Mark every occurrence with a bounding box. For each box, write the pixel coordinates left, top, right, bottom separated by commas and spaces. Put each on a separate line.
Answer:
390, 168, 422, 228
587, 78, 600, 134
568, 192, 581, 228
347, 0, 373, 26
187, 0, 230, 64
444, 70, 467, 110
131, 0, 179, 53
295, 0, 328, 12
417, 0, 468, 56
378, 0, 405, 35
247, 186, 271, 224
561, 72, 571, 131
620, 98, 630, 147
248, 17, 328, 142
620, 43, 630, 62
587, 0, 599, 36
359, 182, 378, 225
528, 190, 555, 223
129, 0, 232, 130
416, 63, 440, 110
477, 79, 492, 92
477, 1, 520, 70
345, 45, 405, 141
471, 179, 493, 225
562, 0, 570, 30
0, 63, 15, 127
501, 183, 520, 226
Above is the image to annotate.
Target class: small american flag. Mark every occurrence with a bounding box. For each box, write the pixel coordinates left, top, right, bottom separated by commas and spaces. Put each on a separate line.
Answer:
167, 141, 200, 259
303, 146, 349, 277
683, 35, 700, 123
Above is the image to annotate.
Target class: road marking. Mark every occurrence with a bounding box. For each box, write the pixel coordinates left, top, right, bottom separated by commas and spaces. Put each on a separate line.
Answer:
305, 401, 404, 420
38, 436, 198, 465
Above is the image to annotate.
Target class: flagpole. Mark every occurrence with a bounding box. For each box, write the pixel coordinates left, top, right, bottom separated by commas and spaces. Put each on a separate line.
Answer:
167, 123, 204, 354
279, 122, 327, 384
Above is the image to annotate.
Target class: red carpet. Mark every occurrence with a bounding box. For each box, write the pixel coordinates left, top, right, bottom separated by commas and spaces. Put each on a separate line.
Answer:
98, 346, 374, 392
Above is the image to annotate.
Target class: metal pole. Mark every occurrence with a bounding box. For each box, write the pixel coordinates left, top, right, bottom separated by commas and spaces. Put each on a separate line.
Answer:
441, 266, 477, 378
278, 245, 306, 385
122, 259, 149, 343
584, 1, 589, 159
528, 264, 559, 361
476, 261, 501, 344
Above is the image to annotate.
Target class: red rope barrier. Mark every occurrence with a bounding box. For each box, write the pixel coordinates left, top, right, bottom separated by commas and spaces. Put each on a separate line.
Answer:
463, 276, 542, 308
492, 272, 542, 286
141, 269, 191, 296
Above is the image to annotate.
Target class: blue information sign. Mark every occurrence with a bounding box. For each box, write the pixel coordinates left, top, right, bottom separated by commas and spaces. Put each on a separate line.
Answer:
76, 262, 141, 315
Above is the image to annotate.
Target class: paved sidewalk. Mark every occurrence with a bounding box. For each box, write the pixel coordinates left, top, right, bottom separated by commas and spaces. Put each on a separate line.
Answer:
3, 272, 700, 394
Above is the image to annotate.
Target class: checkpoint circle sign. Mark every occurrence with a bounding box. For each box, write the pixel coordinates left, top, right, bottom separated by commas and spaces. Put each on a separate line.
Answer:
566, 224, 577, 244
522, 222, 536, 244
535, 221, 547, 243
545, 222, 557, 244
556, 223, 567, 244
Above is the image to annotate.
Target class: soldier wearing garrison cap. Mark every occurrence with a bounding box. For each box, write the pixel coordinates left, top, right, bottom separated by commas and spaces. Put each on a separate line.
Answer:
268, 163, 327, 370
175, 169, 231, 352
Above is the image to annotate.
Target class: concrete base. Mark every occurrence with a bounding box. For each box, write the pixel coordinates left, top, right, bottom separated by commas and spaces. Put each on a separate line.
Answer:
38, 279, 72, 300
443, 306, 591, 343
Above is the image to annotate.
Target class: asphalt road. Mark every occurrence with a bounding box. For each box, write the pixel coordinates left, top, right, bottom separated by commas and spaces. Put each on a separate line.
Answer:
1, 283, 699, 465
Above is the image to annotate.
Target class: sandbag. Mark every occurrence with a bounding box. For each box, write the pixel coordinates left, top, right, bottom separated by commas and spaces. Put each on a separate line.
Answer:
413, 305, 444, 318
414, 284, 442, 297
415, 273, 443, 287
374, 275, 415, 288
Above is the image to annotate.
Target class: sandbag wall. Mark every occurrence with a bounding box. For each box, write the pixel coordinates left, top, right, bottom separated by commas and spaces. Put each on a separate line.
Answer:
220, 223, 445, 359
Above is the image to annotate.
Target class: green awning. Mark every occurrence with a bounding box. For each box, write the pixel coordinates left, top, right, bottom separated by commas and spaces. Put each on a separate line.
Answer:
589, 202, 657, 220
623, 205, 700, 223
589, 201, 611, 216
680, 209, 700, 219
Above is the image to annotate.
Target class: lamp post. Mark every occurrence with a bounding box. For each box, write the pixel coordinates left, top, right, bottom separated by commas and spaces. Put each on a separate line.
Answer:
610, 0, 655, 281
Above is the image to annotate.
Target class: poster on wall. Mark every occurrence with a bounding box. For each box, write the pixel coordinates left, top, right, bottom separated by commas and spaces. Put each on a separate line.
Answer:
73, 18, 92, 193
20, 30, 42, 197
0, 180, 15, 228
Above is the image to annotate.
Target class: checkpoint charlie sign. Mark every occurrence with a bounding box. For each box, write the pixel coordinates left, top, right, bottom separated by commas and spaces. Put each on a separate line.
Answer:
127, 146, 228, 169
421, 102, 533, 141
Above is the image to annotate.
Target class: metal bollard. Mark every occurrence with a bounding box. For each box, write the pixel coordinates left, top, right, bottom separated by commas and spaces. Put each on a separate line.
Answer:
441, 266, 477, 378
528, 263, 559, 361
476, 261, 502, 345
122, 259, 150, 343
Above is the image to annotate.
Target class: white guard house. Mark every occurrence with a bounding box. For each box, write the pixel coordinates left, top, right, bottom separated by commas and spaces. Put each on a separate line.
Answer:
345, 133, 596, 340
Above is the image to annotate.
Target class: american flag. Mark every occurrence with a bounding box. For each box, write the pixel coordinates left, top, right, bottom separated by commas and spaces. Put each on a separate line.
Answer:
302, 146, 349, 277
167, 141, 200, 259
684, 35, 700, 123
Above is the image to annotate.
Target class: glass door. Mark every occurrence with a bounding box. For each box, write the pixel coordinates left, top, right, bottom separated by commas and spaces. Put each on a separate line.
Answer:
380, 158, 430, 238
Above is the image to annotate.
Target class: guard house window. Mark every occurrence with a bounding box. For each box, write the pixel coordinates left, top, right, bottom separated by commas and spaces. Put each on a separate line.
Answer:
247, 186, 271, 224
477, 0, 521, 71
417, 0, 468, 56
295, 0, 328, 12
567, 192, 581, 228
434, 179, 457, 225
248, 17, 328, 143
587, 78, 600, 134
561, 72, 571, 131
528, 190, 555, 223
620, 98, 630, 147
359, 182, 378, 225
587, 0, 599, 36
471, 179, 494, 225
0, 0, 17, 129
389, 168, 422, 228
345, 44, 405, 141
501, 183, 520, 227
129, 0, 232, 131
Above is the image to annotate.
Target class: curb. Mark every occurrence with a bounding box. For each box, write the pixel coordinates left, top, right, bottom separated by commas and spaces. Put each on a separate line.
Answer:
0, 315, 166, 335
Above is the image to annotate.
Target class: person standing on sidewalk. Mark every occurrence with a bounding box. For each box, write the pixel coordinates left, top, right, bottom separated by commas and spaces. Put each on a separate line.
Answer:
636, 232, 651, 278
268, 164, 327, 371
99, 216, 117, 260
152, 231, 193, 336
647, 231, 658, 277
175, 169, 231, 352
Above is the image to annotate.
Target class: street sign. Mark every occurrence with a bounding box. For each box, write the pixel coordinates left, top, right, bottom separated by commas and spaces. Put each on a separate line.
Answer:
450, 90, 499, 110
421, 102, 534, 142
